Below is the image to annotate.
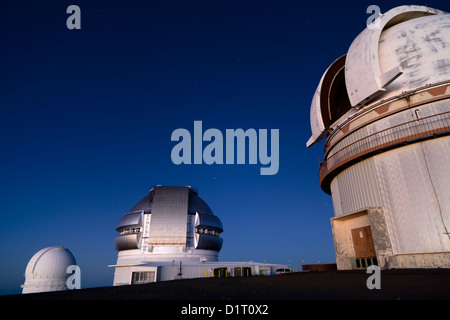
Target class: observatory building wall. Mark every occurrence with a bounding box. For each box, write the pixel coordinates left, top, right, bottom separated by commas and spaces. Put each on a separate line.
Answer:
327, 92, 450, 270
307, 5, 450, 270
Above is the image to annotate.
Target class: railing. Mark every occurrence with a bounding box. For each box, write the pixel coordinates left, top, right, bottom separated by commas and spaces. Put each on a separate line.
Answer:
319, 111, 450, 184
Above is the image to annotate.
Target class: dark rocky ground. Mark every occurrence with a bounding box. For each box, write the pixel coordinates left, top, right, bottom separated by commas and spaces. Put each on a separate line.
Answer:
3, 269, 450, 300
2, 270, 448, 318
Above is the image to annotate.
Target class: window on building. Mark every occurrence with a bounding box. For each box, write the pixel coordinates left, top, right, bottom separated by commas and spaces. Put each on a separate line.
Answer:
131, 271, 155, 284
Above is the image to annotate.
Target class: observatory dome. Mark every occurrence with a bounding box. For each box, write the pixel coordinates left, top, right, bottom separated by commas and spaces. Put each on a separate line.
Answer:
306, 4, 450, 270
130, 186, 214, 215
114, 185, 223, 265
307, 5, 450, 147
111, 185, 289, 286
22, 246, 76, 294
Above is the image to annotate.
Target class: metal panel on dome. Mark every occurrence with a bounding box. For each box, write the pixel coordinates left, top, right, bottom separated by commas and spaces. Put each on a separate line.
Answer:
307, 82, 327, 147
307, 55, 347, 147
130, 195, 152, 213
188, 194, 213, 214
116, 211, 143, 231
22, 247, 76, 294
195, 212, 223, 232
115, 233, 142, 251
378, 14, 450, 98
195, 233, 223, 252
345, 5, 444, 108
147, 186, 189, 246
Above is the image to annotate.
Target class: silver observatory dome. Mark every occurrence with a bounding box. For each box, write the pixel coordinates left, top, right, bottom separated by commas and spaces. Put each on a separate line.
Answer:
114, 185, 223, 265
129, 186, 216, 216
111, 186, 288, 286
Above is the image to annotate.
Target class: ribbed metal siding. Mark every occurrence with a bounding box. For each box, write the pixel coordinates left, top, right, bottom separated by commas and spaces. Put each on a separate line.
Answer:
330, 178, 342, 216
331, 157, 382, 216
147, 186, 189, 246
116, 211, 143, 231
115, 233, 142, 251
194, 212, 223, 251
195, 234, 223, 251
373, 137, 450, 254
195, 212, 223, 232
331, 137, 450, 254
422, 137, 450, 233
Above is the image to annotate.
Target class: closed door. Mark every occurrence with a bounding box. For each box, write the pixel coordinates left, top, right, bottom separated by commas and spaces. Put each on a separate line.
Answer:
351, 226, 376, 258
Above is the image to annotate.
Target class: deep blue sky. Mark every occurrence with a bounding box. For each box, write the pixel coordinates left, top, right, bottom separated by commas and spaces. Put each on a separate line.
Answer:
1, 0, 449, 295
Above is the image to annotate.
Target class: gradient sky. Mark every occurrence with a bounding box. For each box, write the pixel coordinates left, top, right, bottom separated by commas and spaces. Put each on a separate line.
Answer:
1, 0, 449, 295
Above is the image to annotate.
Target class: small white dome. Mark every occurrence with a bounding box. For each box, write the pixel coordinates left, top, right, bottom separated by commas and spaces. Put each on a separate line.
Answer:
22, 246, 76, 294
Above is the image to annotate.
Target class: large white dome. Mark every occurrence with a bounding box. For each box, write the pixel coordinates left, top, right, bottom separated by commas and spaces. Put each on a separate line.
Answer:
307, 5, 450, 147
22, 246, 76, 294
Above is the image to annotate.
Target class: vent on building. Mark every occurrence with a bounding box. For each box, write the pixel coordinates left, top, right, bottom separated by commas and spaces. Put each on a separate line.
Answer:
355, 257, 378, 269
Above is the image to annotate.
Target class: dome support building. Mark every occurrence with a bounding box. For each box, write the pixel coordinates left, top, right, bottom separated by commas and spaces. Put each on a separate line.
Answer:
307, 5, 450, 270
110, 185, 286, 285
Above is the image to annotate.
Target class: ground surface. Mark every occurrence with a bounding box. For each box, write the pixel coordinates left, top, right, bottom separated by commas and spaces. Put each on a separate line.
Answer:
3, 269, 450, 300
